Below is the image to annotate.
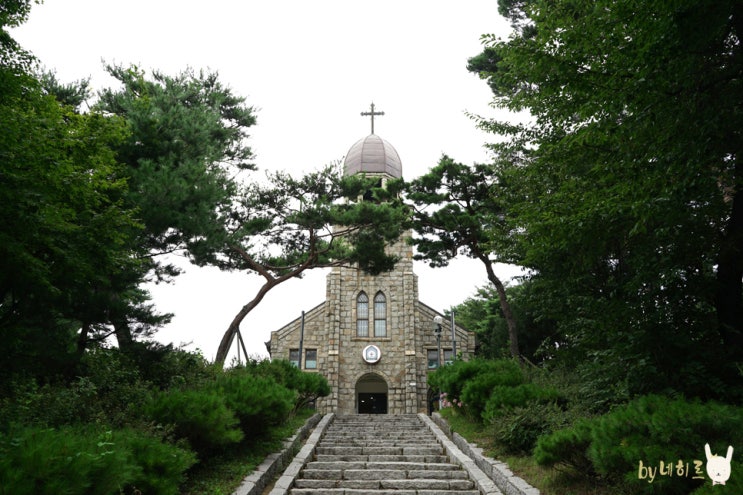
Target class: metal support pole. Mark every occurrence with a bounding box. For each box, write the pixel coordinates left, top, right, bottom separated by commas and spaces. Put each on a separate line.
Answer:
237, 331, 248, 363
450, 309, 457, 361
436, 329, 442, 409
298, 310, 305, 369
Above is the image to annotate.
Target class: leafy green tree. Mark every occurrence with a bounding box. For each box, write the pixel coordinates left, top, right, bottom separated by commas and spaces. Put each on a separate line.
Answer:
0, 58, 144, 380
0, 0, 36, 70
39, 70, 91, 109
212, 167, 407, 365
407, 156, 521, 359
468, 0, 743, 399
1, 8, 179, 380
95, 64, 257, 349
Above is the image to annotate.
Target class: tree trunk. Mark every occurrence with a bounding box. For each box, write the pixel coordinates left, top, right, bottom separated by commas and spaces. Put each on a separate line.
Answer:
113, 320, 135, 353
214, 279, 280, 366
715, 157, 743, 356
77, 322, 90, 356
478, 253, 520, 360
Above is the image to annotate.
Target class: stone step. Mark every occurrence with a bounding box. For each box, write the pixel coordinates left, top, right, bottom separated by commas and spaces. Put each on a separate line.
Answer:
326, 428, 427, 433
321, 440, 434, 445
306, 461, 465, 473
330, 420, 422, 427
324, 433, 427, 438
300, 471, 470, 483
324, 431, 427, 435
320, 440, 440, 447
323, 430, 428, 436
323, 435, 438, 445
314, 454, 450, 463
330, 420, 424, 424
294, 478, 475, 489
291, 490, 479, 495
315, 446, 444, 456
330, 420, 423, 424
287, 415, 480, 495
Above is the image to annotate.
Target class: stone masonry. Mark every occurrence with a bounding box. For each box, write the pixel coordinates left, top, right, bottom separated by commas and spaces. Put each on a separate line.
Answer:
267, 232, 475, 414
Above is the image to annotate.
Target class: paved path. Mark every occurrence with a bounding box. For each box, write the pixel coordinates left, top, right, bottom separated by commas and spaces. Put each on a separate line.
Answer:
286, 414, 492, 495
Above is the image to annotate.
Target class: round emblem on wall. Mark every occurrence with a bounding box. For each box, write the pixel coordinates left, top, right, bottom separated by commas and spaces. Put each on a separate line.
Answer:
362, 345, 381, 364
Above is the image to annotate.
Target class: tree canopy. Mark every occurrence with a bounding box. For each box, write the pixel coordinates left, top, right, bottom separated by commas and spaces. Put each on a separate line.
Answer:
213, 167, 408, 365
406, 156, 521, 359
96, 64, 256, 266
465, 0, 742, 400
0, 42, 144, 379
89, 64, 259, 350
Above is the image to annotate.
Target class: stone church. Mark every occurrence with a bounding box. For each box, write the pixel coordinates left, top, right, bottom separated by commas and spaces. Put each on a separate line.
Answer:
267, 119, 475, 415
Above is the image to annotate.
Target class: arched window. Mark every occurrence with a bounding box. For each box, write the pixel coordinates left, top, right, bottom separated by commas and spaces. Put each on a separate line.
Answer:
374, 291, 387, 337
356, 292, 369, 337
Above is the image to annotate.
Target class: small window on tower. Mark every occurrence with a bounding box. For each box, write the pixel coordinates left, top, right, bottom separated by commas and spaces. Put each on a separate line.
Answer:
357, 292, 369, 337
363, 178, 384, 202
374, 291, 387, 337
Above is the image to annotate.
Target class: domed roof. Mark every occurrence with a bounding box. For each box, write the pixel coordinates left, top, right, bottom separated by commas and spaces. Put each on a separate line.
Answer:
343, 134, 402, 178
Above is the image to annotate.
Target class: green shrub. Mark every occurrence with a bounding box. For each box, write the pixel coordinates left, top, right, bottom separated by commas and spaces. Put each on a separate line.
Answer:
430, 359, 524, 417
292, 370, 331, 411
491, 401, 567, 455
534, 416, 595, 474
114, 428, 196, 495
250, 360, 331, 412
77, 349, 152, 426
589, 395, 742, 493
535, 395, 743, 494
248, 359, 299, 387
215, 371, 294, 437
0, 349, 155, 430
120, 343, 215, 390
0, 425, 134, 495
460, 373, 506, 419
481, 383, 560, 421
0, 425, 196, 495
0, 377, 101, 429
147, 389, 243, 454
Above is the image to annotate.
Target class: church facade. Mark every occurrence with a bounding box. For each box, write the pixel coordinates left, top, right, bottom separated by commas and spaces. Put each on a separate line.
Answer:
267, 129, 475, 414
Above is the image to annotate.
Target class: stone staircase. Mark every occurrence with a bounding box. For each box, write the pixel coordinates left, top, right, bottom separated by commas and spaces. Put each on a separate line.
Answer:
289, 414, 480, 495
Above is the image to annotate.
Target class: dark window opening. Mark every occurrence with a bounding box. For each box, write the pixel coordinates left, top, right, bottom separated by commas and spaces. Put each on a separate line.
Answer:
305, 349, 317, 369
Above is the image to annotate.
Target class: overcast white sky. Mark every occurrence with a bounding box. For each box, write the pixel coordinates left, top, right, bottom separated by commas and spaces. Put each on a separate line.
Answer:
13, 1, 522, 361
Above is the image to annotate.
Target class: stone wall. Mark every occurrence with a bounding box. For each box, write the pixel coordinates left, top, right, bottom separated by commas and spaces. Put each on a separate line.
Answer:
268, 232, 476, 415
326, 232, 417, 414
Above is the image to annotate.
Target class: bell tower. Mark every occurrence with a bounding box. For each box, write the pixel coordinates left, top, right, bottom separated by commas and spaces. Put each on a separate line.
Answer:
318, 104, 424, 414
268, 105, 475, 415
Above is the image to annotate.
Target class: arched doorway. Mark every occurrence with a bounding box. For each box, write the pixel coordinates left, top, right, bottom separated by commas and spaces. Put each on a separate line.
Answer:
355, 373, 388, 414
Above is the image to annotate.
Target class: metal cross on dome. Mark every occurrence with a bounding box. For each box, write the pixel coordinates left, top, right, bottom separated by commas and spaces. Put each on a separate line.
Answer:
361, 102, 384, 134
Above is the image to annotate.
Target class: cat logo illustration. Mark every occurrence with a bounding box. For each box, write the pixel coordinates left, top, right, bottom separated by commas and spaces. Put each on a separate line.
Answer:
705, 443, 733, 486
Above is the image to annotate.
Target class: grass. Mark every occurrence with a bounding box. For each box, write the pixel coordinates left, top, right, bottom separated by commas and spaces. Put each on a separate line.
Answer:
180, 408, 316, 495
437, 408, 624, 495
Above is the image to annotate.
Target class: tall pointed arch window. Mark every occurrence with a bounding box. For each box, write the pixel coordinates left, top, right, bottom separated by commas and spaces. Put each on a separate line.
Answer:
356, 292, 369, 337
374, 291, 387, 337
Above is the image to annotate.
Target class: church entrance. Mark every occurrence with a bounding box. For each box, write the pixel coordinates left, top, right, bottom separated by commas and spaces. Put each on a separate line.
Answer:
355, 373, 388, 414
